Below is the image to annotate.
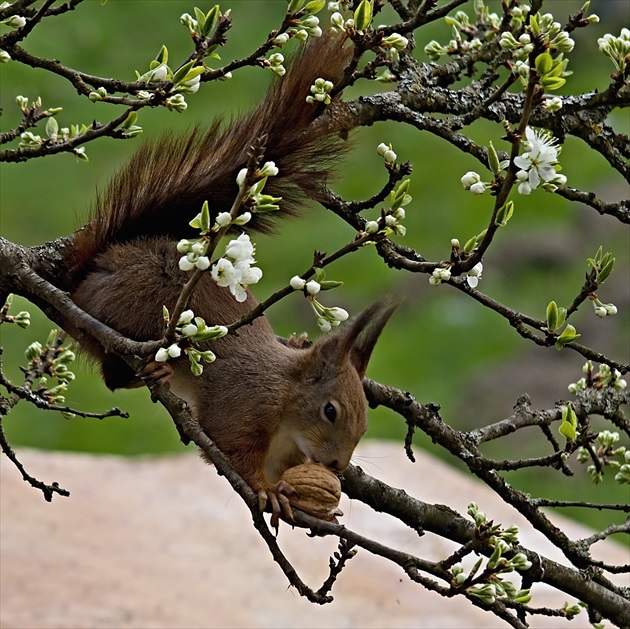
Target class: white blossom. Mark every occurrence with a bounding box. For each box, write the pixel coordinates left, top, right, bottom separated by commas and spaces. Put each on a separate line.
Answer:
514, 127, 561, 192
211, 257, 238, 287
225, 233, 255, 263
259, 161, 279, 177
466, 262, 483, 288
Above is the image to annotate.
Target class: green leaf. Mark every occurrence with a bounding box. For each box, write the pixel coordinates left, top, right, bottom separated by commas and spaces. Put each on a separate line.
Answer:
287, 0, 305, 13
354, 0, 373, 31
45, 116, 58, 138
390, 179, 411, 210
319, 280, 343, 290
541, 76, 566, 91
172, 60, 197, 85
202, 5, 220, 37
597, 257, 615, 284
529, 13, 539, 34
303, 0, 325, 14
558, 403, 578, 440
155, 45, 168, 65
487, 141, 500, 176
193, 7, 206, 31
199, 200, 210, 233
556, 307, 567, 328
494, 200, 514, 227
122, 111, 138, 129
555, 324, 581, 350
546, 300, 559, 331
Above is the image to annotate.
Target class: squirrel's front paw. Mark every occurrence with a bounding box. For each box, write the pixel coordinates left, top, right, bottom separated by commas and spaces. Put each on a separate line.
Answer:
137, 359, 174, 391
258, 481, 299, 531
283, 332, 311, 349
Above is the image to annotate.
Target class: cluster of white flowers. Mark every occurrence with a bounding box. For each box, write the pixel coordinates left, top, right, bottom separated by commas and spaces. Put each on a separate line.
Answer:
154, 309, 227, 375
428, 262, 483, 288
211, 234, 263, 302
460, 171, 487, 195
266, 53, 286, 77
598, 28, 630, 73
377, 142, 397, 164
235, 161, 281, 212
569, 362, 627, 394
364, 168, 410, 238
514, 126, 566, 195
429, 267, 452, 286
591, 298, 617, 319
306, 78, 334, 105
290, 276, 349, 332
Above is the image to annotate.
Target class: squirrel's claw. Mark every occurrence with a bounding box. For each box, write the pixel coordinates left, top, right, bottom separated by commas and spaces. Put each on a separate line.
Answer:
137, 359, 174, 390
258, 480, 299, 531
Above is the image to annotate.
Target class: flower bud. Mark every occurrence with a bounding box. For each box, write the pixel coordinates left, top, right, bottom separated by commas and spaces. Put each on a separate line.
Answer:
306, 280, 321, 295
179, 256, 196, 271
236, 168, 247, 187
290, 276, 306, 290
330, 12, 344, 29
178, 309, 195, 324
273, 33, 290, 45
383, 149, 397, 163
6, 15, 26, 28
215, 212, 232, 227
328, 307, 349, 322
460, 171, 480, 189
195, 256, 210, 270
234, 212, 252, 226
317, 317, 332, 332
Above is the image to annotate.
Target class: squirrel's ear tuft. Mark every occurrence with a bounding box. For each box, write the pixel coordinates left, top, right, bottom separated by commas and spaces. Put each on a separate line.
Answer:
342, 297, 400, 378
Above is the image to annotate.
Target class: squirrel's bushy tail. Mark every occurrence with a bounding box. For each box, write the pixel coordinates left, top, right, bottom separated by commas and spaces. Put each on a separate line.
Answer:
65, 33, 350, 290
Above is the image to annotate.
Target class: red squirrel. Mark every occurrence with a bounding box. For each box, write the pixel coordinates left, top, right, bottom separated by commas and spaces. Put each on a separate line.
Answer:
60, 34, 397, 521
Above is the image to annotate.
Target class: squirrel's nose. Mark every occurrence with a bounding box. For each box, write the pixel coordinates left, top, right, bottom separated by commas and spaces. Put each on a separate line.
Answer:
326, 459, 343, 472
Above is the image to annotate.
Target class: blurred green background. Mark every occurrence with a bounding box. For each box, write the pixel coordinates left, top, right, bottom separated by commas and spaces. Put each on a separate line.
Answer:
1, 0, 628, 534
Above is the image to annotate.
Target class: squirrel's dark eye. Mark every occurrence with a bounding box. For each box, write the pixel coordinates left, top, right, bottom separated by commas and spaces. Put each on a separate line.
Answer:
323, 402, 337, 423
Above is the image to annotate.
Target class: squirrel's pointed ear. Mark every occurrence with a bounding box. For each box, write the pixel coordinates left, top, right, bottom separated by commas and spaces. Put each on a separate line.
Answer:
341, 297, 400, 379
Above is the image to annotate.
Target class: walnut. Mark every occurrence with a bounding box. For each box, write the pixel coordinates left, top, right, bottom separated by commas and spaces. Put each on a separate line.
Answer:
279, 463, 343, 523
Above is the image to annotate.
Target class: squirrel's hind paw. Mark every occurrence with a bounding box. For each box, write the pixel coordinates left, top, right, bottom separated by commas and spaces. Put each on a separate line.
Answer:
258, 480, 299, 531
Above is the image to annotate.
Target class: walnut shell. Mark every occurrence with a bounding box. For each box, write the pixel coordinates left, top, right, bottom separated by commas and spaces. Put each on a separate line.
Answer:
279, 463, 342, 523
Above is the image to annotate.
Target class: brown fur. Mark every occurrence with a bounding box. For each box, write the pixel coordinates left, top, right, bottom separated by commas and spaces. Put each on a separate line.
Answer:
62, 34, 398, 511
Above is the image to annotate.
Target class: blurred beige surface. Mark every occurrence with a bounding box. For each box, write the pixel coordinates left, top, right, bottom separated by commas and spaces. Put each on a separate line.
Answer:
1, 442, 627, 629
